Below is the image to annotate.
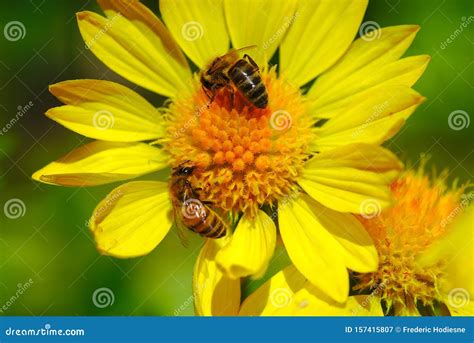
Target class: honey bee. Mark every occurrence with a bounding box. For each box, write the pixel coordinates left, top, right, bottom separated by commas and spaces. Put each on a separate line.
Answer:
200, 46, 268, 109
169, 162, 229, 240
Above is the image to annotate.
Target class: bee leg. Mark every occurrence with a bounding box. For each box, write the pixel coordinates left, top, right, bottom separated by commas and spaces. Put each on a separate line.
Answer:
244, 54, 259, 72
230, 89, 235, 108
203, 87, 215, 107
202, 86, 211, 99
225, 84, 235, 108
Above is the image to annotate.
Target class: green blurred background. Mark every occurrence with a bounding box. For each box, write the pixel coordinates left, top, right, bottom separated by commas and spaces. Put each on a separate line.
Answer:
0, 0, 472, 316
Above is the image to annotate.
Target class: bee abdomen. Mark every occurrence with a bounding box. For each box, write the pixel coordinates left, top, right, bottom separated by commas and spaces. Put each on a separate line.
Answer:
229, 60, 268, 109
192, 213, 226, 238
204, 216, 226, 238
252, 91, 268, 109
246, 83, 267, 105
228, 60, 251, 84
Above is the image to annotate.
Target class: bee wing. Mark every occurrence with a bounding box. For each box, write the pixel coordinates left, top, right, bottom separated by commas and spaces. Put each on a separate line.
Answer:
208, 45, 259, 74
219, 45, 258, 60
172, 207, 190, 248
207, 56, 233, 74
232, 45, 258, 54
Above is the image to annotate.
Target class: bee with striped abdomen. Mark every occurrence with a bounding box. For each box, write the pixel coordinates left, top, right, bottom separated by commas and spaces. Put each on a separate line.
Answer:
169, 162, 229, 241
200, 46, 268, 109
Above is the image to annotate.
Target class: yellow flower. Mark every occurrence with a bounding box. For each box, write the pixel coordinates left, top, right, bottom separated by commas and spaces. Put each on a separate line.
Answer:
33, 0, 429, 302
354, 166, 473, 316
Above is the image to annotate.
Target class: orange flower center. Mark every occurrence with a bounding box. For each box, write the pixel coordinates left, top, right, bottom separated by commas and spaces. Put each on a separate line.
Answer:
355, 169, 466, 313
164, 69, 313, 216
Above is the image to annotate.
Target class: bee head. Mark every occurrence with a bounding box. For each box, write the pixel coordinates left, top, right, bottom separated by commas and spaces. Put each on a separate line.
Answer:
173, 161, 196, 176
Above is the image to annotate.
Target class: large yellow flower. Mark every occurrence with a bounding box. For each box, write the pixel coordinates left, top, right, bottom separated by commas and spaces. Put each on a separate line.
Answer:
33, 0, 429, 303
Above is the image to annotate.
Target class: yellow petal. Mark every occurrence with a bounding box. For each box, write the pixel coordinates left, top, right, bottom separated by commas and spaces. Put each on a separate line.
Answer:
418, 205, 474, 297
275, 286, 344, 316
47, 80, 164, 142
32, 141, 168, 186
280, 285, 383, 316
312, 86, 425, 151
160, 0, 229, 68
224, 0, 298, 67
394, 303, 421, 316
240, 265, 376, 316
279, 195, 349, 302
280, 0, 367, 86
216, 210, 276, 279
445, 299, 474, 316
308, 197, 378, 273
345, 295, 384, 316
262, 286, 350, 316
194, 239, 240, 316
299, 144, 403, 213
77, 2, 190, 98
308, 25, 424, 117
89, 181, 172, 257
312, 56, 429, 119
239, 265, 307, 316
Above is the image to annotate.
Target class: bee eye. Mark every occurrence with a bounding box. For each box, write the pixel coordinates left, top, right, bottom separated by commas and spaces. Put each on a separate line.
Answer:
182, 167, 194, 175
